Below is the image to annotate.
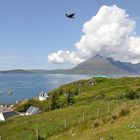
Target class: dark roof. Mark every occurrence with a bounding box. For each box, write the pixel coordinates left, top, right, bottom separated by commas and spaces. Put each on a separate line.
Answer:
26, 106, 40, 115
2, 111, 18, 120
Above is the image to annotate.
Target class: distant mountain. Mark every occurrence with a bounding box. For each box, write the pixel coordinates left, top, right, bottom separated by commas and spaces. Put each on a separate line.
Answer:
0, 55, 140, 75
66, 55, 140, 75
0, 69, 67, 74
0, 69, 32, 74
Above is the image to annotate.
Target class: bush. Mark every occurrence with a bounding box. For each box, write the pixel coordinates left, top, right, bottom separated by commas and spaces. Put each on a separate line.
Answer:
73, 88, 79, 95
93, 119, 100, 127
125, 90, 140, 100
119, 107, 130, 117
15, 103, 31, 112
57, 97, 67, 108
50, 92, 60, 110
42, 100, 52, 111
111, 113, 118, 120
66, 90, 74, 105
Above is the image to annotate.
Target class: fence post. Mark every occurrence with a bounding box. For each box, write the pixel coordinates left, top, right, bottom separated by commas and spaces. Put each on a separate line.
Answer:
96, 109, 99, 119
131, 100, 133, 106
117, 103, 119, 114
64, 117, 67, 128
82, 112, 85, 121
35, 128, 39, 140
108, 103, 110, 115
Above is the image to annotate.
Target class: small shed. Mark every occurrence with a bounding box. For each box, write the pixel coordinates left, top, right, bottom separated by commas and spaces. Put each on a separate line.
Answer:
26, 106, 41, 116
0, 111, 18, 121
39, 92, 50, 101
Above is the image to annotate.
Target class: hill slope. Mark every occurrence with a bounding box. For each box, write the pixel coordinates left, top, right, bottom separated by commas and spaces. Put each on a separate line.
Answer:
1, 77, 140, 139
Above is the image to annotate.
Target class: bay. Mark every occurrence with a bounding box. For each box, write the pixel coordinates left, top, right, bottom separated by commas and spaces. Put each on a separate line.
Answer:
0, 74, 91, 104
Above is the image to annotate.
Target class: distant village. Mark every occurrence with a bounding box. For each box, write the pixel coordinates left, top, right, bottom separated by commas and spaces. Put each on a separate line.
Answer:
0, 91, 50, 121
0, 79, 96, 121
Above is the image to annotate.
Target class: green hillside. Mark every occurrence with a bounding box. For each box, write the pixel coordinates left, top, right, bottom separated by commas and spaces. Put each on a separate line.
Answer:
1, 77, 140, 140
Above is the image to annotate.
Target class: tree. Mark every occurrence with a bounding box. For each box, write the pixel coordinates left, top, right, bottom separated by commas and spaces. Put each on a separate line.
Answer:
66, 90, 74, 105
51, 92, 59, 109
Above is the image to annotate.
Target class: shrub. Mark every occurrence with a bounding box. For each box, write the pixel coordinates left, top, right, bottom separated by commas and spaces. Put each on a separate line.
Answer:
125, 90, 140, 100
66, 90, 74, 105
93, 119, 100, 127
57, 97, 67, 108
111, 113, 118, 120
73, 88, 79, 95
50, 92, 60, 110
42, 100, 52, 111
119, 107, 130, 117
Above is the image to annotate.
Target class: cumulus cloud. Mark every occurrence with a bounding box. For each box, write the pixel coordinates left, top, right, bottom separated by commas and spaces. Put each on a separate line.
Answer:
48, 50, 84, 64
48, 5, 140, 64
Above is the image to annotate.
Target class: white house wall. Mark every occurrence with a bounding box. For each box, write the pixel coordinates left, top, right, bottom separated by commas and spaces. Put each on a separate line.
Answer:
0, 112, 5, 121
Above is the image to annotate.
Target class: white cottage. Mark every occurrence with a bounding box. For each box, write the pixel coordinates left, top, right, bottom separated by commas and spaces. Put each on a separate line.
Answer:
39, 92, 50, 101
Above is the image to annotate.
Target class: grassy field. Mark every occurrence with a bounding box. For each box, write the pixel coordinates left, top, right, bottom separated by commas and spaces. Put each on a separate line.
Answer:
0, 77, 140, 140
49, 107, 140, 140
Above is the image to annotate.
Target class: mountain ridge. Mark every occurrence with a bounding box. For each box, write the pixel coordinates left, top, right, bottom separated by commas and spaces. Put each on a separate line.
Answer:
61, 55, 140, 74
0, 55, 140, 75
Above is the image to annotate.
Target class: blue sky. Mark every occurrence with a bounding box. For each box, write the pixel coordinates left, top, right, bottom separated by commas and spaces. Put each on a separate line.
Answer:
0, 0, 140, 70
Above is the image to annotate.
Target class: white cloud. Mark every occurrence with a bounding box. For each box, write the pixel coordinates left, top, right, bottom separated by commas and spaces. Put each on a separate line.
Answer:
48, 5, 140, 64
48, 50, 84, 64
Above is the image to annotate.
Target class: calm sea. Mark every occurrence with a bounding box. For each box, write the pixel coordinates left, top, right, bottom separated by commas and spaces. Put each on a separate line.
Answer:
0, 74, 91, 104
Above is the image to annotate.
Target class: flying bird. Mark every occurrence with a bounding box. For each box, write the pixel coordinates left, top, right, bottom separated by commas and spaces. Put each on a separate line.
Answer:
66, 13, 75, 19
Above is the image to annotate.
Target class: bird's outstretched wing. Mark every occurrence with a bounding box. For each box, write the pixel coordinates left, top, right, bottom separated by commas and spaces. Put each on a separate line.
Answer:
70, 13, 75, 16
66, 13, 75, 18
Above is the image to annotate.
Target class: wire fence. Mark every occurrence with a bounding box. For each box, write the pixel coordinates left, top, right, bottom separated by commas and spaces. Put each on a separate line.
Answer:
0, 99, 140, 140
33, 100, 140, 140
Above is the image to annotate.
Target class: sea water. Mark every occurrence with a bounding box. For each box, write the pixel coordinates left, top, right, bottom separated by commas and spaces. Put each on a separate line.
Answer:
0, 74, 91, 104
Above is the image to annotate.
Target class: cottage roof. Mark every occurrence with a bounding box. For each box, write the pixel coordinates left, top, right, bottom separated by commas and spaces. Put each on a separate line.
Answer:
2, 111, 18, 120
39, 92, 49, 96
26, 106, 40, 115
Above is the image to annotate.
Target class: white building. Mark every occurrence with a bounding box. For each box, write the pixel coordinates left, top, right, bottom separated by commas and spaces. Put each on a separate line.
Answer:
39, 92, 50, 101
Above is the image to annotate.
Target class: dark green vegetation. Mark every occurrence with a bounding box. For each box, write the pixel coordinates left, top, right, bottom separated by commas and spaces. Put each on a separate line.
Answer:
1, 55, 140, 75
1, 77, 140, 140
